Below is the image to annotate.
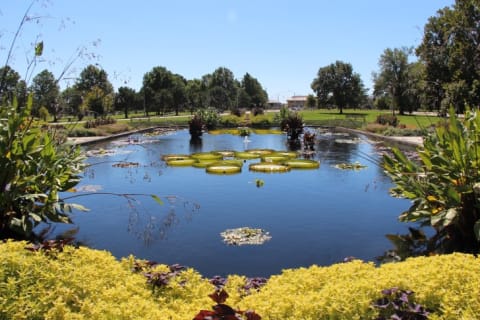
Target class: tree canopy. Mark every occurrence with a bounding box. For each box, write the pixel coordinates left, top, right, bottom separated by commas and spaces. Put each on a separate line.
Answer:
30, 69, 60, 120
311, 61, 366, 114
373, 48, 411, 115
416, 0, 480, 113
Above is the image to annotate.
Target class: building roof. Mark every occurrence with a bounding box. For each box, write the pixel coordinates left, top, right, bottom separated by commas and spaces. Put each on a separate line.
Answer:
287, 95, 308, 102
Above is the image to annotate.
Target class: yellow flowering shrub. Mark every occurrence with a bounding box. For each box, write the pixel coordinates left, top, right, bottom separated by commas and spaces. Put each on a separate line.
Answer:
0, 240, 479, 319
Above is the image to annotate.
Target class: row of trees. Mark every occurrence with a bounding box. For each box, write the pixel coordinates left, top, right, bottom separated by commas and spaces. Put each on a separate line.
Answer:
311, 0, 479, 115
1, 0, 477, 119
0, 64, 268, 121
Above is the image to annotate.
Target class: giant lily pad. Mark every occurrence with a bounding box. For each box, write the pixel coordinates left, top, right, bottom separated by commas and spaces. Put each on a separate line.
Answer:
220, 227, 272, 245
206, 161, 242, 174
249, 162, 290, 173
283, 159, 320, 169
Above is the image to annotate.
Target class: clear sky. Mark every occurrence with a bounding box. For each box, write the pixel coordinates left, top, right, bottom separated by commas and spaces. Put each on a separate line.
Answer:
1, 0, 455, 102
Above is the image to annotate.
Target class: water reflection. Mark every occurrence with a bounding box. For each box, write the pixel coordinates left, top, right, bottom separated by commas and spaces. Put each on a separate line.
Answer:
48, 128, 412, 277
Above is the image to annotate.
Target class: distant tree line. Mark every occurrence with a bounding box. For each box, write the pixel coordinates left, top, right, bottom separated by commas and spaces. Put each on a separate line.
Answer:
0, 0, 478, 119
0, 63, 269, 121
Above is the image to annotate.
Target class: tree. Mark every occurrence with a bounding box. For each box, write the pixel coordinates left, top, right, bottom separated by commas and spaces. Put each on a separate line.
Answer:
60, 86, 83, 120
75, 65, 114, 117
416, 0, 480, 113
240, 73, 268, 109
0, 66, 21, 103
306, 94, 317, 109
186, 79, 208, 113
171, 74, 187, 116
142, 66, 180, 115
373, 48, 411, 115
206, 67, 238, 112
115, 86, 137, 118
30, 69, 60, 121
311, 61, 366, 114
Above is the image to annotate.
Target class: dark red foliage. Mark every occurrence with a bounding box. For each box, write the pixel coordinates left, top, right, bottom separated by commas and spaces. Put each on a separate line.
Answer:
193, 289, 262, 320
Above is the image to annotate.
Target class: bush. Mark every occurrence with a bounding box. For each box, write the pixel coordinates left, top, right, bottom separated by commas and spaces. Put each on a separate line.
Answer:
220, 115, 242, 128
376, 114, 399, 127
250, 114, 272, 128
84, 116, 117, 129
1, 240, 479, 319
0, 97, 86, 240
383, 107, 480, 253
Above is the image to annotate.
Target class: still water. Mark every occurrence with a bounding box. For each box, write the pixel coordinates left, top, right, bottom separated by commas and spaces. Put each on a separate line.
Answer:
52, 128, 411, 277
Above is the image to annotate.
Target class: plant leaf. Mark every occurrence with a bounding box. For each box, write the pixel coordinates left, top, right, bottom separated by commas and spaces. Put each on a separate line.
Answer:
35, 41, 43, 56
151, 194, 163, 205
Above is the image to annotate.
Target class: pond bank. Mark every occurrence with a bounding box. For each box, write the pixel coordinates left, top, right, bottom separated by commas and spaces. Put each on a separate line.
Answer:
335, 127, 423, 148
68, 126, 424, 148
67, 127, 177, 145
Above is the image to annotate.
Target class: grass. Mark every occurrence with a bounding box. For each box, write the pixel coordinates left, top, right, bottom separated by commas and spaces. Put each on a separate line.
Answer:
300, 109, 442, 129
60, 108, 443, 138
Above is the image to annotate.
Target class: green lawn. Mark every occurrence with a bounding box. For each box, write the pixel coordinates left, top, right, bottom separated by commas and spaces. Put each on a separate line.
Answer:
299, 108, 442, 129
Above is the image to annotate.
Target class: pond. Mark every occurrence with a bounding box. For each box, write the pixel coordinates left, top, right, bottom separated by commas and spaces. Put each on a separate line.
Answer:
50, 128, 412, 277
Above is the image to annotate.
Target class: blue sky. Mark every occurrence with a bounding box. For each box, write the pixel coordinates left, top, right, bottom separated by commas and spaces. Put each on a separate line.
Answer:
1, 0, 455, 102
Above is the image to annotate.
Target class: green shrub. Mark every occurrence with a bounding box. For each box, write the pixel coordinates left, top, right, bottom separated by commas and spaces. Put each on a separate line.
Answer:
0, 97, 86, 239
220, 114, 242, 128
250, 114, 272, 128
376, 114, 399, 127
1, 240, 479, 319
383, 107, 480, 253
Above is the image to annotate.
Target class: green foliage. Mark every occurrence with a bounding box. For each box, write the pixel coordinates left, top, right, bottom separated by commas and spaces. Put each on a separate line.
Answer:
376, 114, 399, 127
280, 111, 303, 140
198, 107, 220, 130
2, 240, 480, 319
84, 116, 116, 129
416, 0, 480, 113
311, 60, 366, 114
189, 114, 204, 138
383, 107, 480, 253
250, 114, 272, 128
38, 105, 50, 121
0, 97, 86, 239
220, 114, 242, 128
373, 47, 412, 115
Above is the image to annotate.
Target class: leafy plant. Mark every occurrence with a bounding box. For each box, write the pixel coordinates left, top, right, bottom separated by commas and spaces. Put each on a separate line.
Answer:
193, 289, 262, 320
376, 114, 399, 127
0, 97, 87, 240
383, 107, 480, 253
189, 114, 204, 138
372, 287, 431, 319
280, 110, 304, 140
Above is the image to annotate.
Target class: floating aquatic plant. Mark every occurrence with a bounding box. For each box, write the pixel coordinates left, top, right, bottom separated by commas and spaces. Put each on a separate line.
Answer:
220, 227, 272, 245
333, 162, 367, 170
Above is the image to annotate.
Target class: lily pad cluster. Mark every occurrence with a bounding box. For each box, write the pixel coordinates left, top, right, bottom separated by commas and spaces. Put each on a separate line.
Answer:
220, 227, 272, 245
333, 162, 367, 170
162, 149, 320, 174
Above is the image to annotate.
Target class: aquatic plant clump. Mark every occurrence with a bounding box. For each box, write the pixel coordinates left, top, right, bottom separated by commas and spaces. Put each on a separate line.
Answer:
162, 149, 320, 174
334, 162, 367, 170
220, 227, 272, 245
